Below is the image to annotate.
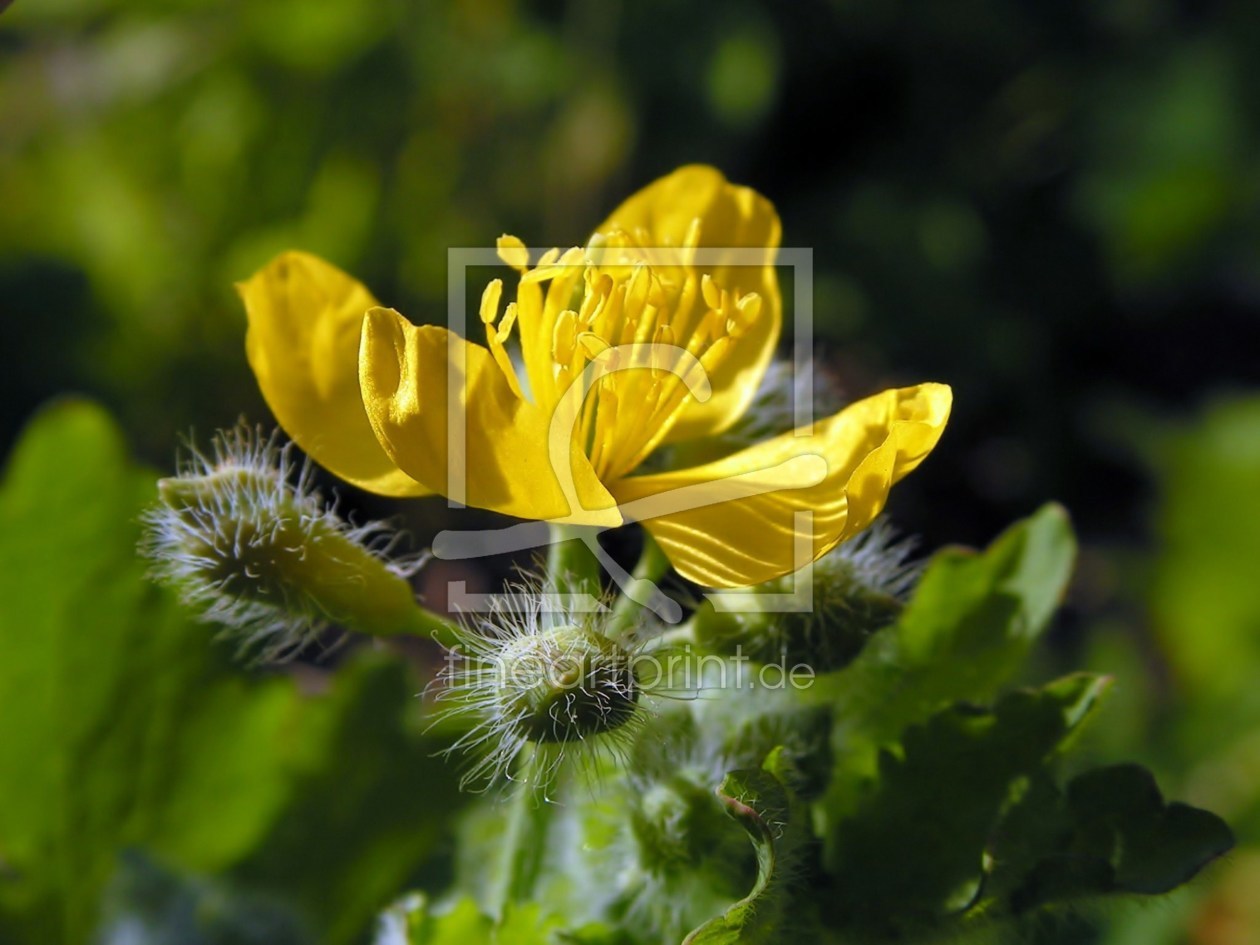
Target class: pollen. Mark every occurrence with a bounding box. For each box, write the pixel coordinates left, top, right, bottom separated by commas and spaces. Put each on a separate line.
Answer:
485, 220, 761, 482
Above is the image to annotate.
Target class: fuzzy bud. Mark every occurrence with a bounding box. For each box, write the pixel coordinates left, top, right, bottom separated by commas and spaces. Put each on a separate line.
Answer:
141, 425, 426, 661
436, 586, 651, 790
496, 625, 640, 744
694, 520, 920, 673
631, 775, 747, 877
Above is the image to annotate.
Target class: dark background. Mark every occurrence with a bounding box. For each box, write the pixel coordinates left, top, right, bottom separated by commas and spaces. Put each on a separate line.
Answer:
6, 1, 1260, 548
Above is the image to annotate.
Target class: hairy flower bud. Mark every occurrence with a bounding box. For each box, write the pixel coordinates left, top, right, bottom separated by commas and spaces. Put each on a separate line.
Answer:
496, 625, 640, 744
694, 520, 920, 673
664, 358, 844, 470
435, 584, 650, 791
141, 425, 426, 661
584, 712, 776, 941
631, 775, 743, 875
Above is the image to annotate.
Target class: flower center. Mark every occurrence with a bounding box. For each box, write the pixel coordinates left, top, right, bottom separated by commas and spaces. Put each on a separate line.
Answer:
480, 223, 762, 482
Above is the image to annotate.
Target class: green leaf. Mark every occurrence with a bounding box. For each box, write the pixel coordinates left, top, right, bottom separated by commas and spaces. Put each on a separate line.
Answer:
818, 505, 1077, 820
0, 400, 463, 944
682, 766, 806, 945
1005, 764, 1234, 911
0, 401, 299, 942
822, 671, 1230, 940
230, 656, 466, 945
823, 674, 1110, 939
373, 894, 576, 945
839, 503, 1076, 731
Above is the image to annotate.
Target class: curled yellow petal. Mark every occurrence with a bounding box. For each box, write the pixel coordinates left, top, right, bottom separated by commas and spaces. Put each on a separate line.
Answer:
358, 308, 622, 527
609, 383, 953, 588
238, 251, 428, 497
595, 165, 782, 442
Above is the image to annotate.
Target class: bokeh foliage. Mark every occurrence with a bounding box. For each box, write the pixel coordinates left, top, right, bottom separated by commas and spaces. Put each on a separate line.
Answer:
6, 0, 1260, 545
0, 402, 465, 944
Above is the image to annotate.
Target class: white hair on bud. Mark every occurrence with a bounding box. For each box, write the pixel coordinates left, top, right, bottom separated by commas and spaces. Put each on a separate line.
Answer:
140, 423, 421, 663
825, 517, 922, 602
588, 707, 812, 942
722, 357, 845, 446
430, 575, 661, 798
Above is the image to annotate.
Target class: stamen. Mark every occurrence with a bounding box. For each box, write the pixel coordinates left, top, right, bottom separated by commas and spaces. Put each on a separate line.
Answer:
551, 309, 578, 379
728, 292, 761, 340
487, 336, 524, 400
496, 302, 519, 342
481, 279, 524, 399
521, 246, 570, 284
589, 385, 620, 473
495, 221, 760, 482
650, 325, 676, 378
578, 332, 610, 360
701, 274, 723, 313
681, 217, 702, 268
497, 234, 530, 272
479, 279, 503, 325
683, 216, 702, 250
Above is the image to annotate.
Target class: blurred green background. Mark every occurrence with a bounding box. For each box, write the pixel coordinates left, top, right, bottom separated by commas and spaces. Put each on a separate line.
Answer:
3, 0, 1260, 942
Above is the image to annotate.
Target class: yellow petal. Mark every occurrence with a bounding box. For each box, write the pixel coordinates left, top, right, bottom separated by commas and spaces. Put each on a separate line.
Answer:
596, 165, 782, 441
359, 308, 622, 527
238, 251, 428, 497
610, 383, 952, 588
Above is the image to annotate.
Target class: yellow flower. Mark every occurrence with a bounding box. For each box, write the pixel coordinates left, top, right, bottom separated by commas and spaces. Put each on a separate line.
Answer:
237, 166, 951, 588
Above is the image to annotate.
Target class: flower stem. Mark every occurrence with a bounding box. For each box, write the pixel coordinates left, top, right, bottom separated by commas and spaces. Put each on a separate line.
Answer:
494, 746, 554, 918
487, 526, 602, 919
607, 532, 672, 642
547, 523, 604, 600
386, 603, 464, 651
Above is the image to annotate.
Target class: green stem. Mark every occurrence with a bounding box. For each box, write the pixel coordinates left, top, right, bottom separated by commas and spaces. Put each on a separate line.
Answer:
495, 747, 555, 918
388, 604, 464, 651
547, 523, 604, 599
608, 533, 672, 642
490, 525, 600, 918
